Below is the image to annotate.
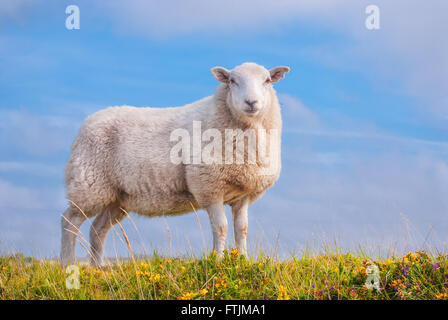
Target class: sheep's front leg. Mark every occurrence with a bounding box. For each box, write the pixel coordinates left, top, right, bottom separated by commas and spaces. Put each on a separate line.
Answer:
205, 202, 228, 257
231, 197, 249, 256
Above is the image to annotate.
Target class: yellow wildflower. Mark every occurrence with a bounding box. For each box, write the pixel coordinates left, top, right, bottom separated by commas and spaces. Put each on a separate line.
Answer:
406, 252, 418, 261
384, 259, 394, 266
277, 285, 290, 300
136, 271, 164, 282
178, 292, 197, 300
436, 293, 448, 300
153, 274, 161, 282
214, 275, 227, 289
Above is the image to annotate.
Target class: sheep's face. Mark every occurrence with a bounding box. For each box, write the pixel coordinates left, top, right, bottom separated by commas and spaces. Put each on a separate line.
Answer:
211, 62, 290, 118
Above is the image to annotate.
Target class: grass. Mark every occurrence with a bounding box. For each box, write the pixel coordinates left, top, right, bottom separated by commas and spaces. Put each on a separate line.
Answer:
0, 249, 448, 300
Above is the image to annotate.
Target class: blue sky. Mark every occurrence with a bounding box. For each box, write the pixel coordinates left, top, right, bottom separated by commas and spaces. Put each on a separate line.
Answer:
0, 0, 447, 258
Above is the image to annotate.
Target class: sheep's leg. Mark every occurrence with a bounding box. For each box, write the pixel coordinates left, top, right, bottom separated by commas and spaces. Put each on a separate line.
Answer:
205, 202, 228, 258
89, 204, 126, 267
61, 206, 87, 266
231, 197, 249, 256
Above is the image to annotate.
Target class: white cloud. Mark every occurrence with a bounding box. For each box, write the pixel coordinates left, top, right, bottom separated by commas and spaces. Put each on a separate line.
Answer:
0, 178, 65, 211
280, 94, 448, 154
99, 0, 352, 37
0, 0, 42, 21
279, 93, 321, 130
0, 161, 63, 177
3, 1, 447, 116
267, 94, 448, 253
97, 0, 447, 118
0, 109, 79, 156
252, 150, 448, 255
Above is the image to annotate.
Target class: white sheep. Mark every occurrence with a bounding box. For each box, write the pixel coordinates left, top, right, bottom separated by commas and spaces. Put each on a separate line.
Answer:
61, 62, 290, 266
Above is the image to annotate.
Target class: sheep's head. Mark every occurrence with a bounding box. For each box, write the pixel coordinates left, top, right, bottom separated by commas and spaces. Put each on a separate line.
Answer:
211, 62, 290, 118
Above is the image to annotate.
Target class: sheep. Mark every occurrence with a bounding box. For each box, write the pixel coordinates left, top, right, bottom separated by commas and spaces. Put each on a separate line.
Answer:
61, 62, 290, 266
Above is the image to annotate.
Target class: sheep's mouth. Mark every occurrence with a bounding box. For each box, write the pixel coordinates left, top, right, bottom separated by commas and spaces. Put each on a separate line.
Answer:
244, 108, 260, 116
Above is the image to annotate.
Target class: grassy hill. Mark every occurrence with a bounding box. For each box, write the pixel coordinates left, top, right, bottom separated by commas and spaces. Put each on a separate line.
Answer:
0, 250, 447, 300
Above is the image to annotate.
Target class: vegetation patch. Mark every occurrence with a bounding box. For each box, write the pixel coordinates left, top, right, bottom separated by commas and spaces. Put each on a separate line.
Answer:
1, 250, 447, 300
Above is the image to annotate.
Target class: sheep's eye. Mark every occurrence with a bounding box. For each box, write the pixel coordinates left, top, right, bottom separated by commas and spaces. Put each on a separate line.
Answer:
264, 78, 271, 84
229, 78, 238, 86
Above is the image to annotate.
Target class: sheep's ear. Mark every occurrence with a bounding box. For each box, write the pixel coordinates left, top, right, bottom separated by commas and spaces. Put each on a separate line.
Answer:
211, 67, 230, 83
269, 66, 290, 83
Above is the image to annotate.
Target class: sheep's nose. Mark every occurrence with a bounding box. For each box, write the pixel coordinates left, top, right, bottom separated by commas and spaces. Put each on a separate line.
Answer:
245, 100, 258, 108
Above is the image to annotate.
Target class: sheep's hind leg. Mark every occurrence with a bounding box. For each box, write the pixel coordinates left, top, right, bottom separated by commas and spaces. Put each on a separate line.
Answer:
61, 206, 87, 266
89, 203, 127, 267
231, 197, 249, 256
205, 202, 228, 258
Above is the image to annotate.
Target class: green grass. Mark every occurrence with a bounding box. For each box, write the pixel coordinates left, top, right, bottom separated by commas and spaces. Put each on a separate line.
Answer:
0, 250, 447, 300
